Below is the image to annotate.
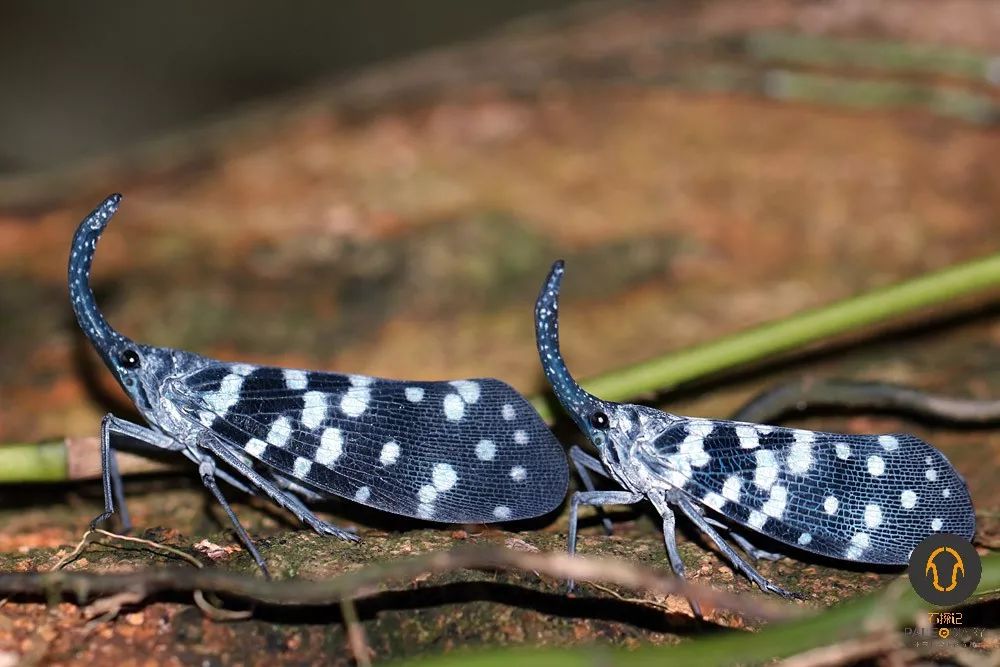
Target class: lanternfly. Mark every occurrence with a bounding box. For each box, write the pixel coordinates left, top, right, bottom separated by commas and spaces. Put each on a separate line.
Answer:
534, 260, 975, 602
68, 194, 569, 575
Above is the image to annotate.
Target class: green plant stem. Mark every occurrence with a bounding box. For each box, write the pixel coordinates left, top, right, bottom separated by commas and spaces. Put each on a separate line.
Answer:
1, 253, 998, 482
530, 252, 1000, 422
0, 441, 68, 483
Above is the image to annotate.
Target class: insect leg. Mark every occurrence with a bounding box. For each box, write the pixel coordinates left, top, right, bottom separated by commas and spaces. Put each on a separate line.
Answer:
197, 459, 271, 577
659, 504, 702, 618
703, 516, 783, 562
197, 434, 358, 541
569, 446, 615, 535
93, 414, 184, 529
106, 449, 131, 533
675, 496, 799, 598
567, 490, 643, 590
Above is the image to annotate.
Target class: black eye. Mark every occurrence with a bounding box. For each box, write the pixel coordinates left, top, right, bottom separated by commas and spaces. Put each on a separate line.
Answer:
589, 411, 609, 430
120, 349, 141, 369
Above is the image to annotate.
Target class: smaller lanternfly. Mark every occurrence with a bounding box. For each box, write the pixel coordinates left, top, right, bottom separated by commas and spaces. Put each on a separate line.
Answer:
535, 260, 975, 601
68, 194, 569, 575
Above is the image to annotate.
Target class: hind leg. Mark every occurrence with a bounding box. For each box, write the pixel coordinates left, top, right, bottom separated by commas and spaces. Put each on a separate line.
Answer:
675, 497, 800, 598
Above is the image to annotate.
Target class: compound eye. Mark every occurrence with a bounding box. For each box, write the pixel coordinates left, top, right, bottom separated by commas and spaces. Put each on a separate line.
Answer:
119, 348, 141, 369
589, 411, 610, 430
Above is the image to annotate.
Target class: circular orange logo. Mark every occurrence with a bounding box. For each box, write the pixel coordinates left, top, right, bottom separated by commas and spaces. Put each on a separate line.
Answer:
908, 533, 981, 606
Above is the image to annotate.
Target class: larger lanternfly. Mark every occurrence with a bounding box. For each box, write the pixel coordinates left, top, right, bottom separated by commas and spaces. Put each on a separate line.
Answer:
68, 194, 568, 575
534, 260, 975, 601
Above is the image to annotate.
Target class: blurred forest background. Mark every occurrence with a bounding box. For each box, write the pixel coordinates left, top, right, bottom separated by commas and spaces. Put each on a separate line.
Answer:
0, 1, 998, 665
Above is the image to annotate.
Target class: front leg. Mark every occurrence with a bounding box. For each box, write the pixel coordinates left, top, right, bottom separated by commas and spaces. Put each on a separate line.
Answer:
93, 414, 185, 531
569, 446, 616, 535
567, 490, 643, 590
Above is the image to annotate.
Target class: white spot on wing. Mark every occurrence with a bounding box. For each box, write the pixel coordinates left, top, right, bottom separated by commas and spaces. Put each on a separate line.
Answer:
846, 532, 869, 560
754, 450, 778, 489
432, 463, 458, 491
317, 428, 343, 465
762, 485, 787, 519
301, 391, 327, 429
863, 503, 883, 528
293, 456, 312, 479
418, 485, 438, 504
665, 453, 691, 489
722, 476, 741, 503
687, 419, 714, 438
354, 486, 371, 503
231, 363, 255, 376
513, 430, 529, 445
417, 502, 434, 519
476, 439, 496, 461
867, 455, 885, 476
205, 374, 243, 417
493, 506, 512, 520
797, 532, 812, 546
878, 435, 899, 451
284, 369, 308, 390
931, 517, 943, 531
925, 468, 938, 481
405, 387, 424, 402
443, 394, 465, 421
680, 432, 711, 468
245, 438, 267, 458
747, 510, 767, 530
835, 442, 851, 460
942, 488, 951, 498
900, 489, 917, 509
350, 374, 373, 387
787, 431, 813, 474
380, 441, 400, 466
501, 403, 516, 421
450, 380, 480, 404
703, 492, 725, 511
341, 386, 370, 417
266, 416, 293, 447
824, 496, 839, 515
736, 424, 759, 449
510, 466, 527, 482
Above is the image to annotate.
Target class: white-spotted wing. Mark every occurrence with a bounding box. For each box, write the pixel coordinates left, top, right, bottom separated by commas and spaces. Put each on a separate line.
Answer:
172, 363, 568, 524
646, 418, 974, 564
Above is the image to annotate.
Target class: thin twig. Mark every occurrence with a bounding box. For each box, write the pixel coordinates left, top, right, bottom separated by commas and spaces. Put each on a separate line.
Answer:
587, 582, 681, 616
734, 377, 1000, 425
50, 528, 251, 621
8, 544, 800, 622
776, 633, 905, 667
340, 597, 373, 667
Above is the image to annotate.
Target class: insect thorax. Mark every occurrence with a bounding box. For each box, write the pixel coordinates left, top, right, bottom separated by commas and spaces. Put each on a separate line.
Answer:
600, 404, 686, 496
140, 348, 214, 441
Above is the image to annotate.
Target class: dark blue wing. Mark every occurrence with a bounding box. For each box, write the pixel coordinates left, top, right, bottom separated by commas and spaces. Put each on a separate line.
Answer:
171, 363, 568, 523
646, 418, 974, 565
